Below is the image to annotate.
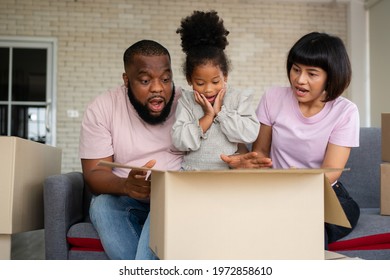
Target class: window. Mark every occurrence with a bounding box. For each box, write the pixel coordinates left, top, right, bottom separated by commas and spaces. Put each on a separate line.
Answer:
0, 37, 57, 145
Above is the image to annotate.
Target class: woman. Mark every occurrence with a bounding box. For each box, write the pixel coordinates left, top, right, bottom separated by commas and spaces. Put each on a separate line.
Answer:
223, 32, 360, 247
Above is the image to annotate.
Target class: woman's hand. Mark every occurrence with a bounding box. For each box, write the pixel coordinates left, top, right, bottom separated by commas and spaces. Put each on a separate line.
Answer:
220, 152, 273, 169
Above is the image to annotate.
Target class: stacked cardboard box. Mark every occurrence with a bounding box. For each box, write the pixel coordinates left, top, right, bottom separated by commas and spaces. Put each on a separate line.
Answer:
381, 113, 390, 215
0, 137, 62, 233
0, 136, 62, 259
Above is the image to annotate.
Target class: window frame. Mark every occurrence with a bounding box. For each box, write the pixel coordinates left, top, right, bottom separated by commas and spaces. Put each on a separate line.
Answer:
0, 36, 57, 146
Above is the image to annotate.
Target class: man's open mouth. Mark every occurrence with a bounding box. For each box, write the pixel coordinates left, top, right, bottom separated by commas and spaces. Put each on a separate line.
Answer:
148, 97, 165, 113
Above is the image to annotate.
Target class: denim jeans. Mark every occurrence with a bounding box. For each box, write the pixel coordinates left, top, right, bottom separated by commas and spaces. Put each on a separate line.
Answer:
90, 194, 158, 260
324, 181, 360, 248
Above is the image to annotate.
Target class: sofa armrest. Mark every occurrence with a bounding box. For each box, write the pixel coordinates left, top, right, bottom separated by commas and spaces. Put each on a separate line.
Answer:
43, 172, 85, 259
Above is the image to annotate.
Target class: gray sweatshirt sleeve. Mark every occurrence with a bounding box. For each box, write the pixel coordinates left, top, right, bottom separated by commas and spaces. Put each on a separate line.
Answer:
215, 88, 260, 144
171, 90, 205, 151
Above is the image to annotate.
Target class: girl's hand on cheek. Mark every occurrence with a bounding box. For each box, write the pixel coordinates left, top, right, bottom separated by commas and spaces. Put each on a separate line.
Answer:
213, 86, 226, 115
194, 90, 214, 117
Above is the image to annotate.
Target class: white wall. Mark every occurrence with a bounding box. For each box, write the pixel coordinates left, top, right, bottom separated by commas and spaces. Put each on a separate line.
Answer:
348, 0, 370, 127
0, 0, 368, 172
368, 0, 390, 127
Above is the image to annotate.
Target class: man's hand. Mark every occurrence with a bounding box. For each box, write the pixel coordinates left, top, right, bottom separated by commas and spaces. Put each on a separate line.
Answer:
124, 160, 156, 199
221, 152, 273, 169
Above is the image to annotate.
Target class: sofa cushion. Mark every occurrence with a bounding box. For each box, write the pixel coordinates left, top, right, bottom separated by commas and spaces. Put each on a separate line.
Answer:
328, 208, 390, 259
68, 250, 108, 260
342, 208, 390, 239
333, 249, 390, 260
329, 232, 390, 251
67, 222, 104, 252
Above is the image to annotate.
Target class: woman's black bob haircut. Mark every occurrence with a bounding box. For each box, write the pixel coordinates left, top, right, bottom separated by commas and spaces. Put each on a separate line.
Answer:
286, 32, 352, 102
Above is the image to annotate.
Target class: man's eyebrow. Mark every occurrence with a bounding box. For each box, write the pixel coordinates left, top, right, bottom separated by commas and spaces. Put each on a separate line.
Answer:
136, 70, 151, 77
137, 68, 172, 75
158, 69, 173, 77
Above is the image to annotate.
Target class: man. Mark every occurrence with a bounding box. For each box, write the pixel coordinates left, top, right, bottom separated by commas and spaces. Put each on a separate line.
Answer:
79, 40, 182, 259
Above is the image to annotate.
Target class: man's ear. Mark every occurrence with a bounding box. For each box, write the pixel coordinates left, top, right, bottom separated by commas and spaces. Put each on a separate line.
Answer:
122, 73, 128, 86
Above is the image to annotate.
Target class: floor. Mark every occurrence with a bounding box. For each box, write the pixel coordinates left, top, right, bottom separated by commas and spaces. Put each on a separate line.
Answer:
11, 229, 45, 260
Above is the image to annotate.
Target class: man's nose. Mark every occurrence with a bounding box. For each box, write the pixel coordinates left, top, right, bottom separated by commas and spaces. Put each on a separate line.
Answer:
150, 79, 163, 93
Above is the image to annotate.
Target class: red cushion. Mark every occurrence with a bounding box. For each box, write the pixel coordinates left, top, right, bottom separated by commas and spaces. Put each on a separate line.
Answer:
328, 233, 390, 251
67, 237, 104, 252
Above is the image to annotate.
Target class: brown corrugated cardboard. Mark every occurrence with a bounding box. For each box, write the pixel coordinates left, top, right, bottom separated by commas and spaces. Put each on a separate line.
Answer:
380, 163, 390, 215
382, 113, 390, 162
99, 161, 349, 260
0, 137, 62, 234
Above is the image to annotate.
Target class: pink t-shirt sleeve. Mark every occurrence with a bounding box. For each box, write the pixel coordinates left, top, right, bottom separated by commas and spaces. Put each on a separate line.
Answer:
328, 99, 360, 147
79, 93, 114, 159
256, 86, 288, 127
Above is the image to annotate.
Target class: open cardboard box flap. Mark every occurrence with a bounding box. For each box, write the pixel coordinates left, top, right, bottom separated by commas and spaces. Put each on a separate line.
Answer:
98, 161, 351, 228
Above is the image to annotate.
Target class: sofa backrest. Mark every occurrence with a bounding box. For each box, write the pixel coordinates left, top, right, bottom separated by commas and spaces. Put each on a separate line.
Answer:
339, 127, 381, 209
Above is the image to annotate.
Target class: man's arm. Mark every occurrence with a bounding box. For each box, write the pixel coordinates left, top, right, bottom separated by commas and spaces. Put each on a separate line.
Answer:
81, 156, 155, 200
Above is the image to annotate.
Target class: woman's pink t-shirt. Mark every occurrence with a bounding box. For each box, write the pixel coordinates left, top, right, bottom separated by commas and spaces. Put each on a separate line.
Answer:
256, 86, 359, 169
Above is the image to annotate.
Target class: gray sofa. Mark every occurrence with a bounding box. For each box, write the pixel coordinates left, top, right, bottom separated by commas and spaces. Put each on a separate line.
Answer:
44, 172, 108, 260
332, 127, 390, 259
43, 127, 390, 260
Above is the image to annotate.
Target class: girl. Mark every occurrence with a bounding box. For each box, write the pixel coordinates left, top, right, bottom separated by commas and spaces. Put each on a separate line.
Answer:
172, 10, 259, 170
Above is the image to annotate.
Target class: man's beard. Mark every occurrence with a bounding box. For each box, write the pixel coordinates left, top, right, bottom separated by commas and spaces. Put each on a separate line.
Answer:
127, 83, 175, 125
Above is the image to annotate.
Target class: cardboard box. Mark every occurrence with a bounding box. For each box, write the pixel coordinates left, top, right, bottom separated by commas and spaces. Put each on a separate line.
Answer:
325, 250, 361, 260
380, 163, 390, 215
149, 169, 349, 260
0, 137, 62, 234
382, 113, 390, 162
98, 162, 350, 260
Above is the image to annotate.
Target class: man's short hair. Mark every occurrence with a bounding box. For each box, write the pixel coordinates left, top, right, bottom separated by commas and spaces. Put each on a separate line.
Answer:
123, 40, 171, 68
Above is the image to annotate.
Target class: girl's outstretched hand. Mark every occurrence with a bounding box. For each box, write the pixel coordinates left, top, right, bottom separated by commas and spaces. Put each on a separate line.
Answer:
220, 152, 273, 169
